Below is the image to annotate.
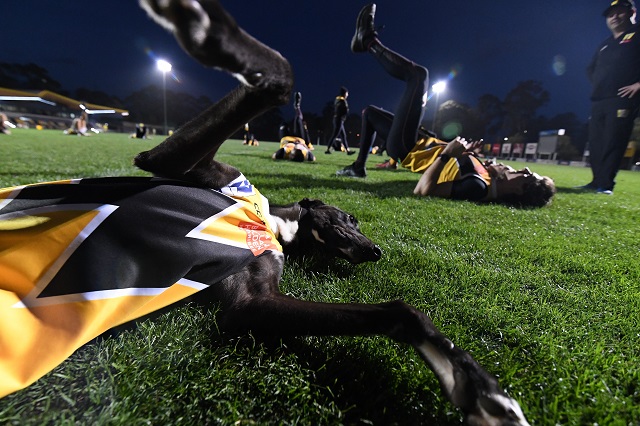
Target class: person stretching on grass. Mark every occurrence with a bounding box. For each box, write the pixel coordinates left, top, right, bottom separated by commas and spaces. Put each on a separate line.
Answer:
272, 138, 316, 162
0, 112, 11, 135
337, 4, 556, 208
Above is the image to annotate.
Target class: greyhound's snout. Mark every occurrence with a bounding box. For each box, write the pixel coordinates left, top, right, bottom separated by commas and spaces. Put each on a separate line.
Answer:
348, 243, 382, 264
369, 245, 382, 261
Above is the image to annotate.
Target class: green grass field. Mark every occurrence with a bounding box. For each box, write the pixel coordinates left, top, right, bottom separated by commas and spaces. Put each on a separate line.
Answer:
1, 128, 639, 425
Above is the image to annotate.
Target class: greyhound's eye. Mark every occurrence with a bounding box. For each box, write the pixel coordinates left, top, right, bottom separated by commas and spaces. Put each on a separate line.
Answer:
348, 215, 356, 224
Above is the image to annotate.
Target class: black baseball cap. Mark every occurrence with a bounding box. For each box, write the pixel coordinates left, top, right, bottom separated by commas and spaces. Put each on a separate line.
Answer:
603, 0, 636, 16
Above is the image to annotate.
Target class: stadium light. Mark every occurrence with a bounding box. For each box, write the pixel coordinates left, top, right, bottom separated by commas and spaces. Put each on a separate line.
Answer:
431, 80, 447, 131
0, 96, 56, 106
157, 59, 172, 135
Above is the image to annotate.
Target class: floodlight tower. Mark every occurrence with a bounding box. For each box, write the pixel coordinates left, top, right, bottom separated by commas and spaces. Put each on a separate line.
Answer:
157, 59, 172, 135
431, 80, 447, 131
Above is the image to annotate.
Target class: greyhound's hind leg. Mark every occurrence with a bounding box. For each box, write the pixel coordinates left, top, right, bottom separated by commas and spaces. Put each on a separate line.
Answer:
135, 0, 293, 184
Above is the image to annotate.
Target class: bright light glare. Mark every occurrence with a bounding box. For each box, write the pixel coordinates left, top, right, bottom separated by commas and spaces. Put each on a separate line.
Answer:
0, 96, 56, 106
157, 59, 172, 73
432, 81, 447, 94
84, 109, 116, 114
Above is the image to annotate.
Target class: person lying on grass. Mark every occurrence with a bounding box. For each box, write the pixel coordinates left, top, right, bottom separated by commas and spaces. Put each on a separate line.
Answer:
336, 4, 555, 208
0, 112, 11, 135
272, 137, 316, 162
409, 137, 556, 208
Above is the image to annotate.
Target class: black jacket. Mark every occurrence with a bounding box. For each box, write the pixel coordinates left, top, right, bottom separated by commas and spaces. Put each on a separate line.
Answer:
587, 24, 640, 104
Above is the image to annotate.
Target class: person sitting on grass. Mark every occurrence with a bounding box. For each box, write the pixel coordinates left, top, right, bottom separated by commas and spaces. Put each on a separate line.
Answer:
0, 112, 11, 135
336, 3, 555, 208
64, 112, 90, 136
291, 91, 314, 149
242, 122, 259, 146
272, 137, 316, 162
132, 123, 148, 139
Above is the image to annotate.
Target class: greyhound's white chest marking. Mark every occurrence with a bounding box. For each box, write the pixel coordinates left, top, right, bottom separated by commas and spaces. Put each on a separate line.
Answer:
271, 216, 299, 243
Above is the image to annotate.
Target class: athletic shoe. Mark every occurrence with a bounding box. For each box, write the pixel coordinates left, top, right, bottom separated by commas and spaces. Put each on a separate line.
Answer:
336, 163, 366, 178
351, 4, 377, 53
347, 150, 356, 155
375, 159, 397, 169
596, 188, 613, 195
325, 150, 332, 154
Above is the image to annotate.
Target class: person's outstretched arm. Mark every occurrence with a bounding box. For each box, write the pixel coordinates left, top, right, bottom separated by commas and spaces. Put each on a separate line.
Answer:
413, 138, 466, 197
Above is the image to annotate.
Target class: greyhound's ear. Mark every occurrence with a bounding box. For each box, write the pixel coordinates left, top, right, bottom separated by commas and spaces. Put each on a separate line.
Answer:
298, 198, 325, 209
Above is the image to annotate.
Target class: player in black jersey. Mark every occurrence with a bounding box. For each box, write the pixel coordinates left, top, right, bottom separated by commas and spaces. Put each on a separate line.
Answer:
581, 0, 640, 194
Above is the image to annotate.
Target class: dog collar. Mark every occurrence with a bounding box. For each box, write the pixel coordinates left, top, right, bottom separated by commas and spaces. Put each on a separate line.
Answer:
298, 205, 308, 221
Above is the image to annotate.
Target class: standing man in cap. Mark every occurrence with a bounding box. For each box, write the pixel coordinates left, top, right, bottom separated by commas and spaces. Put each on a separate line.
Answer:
581, 0, 640, 194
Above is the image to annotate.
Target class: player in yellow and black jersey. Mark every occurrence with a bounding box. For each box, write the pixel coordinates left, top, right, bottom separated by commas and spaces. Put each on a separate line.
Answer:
336, 4, 555, 208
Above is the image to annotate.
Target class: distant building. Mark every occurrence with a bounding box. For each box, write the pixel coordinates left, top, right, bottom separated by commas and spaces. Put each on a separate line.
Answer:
0, 87, 129, 131
536, 129, 570, 160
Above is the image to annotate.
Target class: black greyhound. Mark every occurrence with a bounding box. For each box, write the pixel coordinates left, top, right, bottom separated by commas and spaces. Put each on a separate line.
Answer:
0, 1, 528, 424
135, 1, 529, 424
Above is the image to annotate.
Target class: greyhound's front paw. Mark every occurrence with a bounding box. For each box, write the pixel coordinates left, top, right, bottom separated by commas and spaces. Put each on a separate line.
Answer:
140, 0, 293, 103
140, 0, 242, 69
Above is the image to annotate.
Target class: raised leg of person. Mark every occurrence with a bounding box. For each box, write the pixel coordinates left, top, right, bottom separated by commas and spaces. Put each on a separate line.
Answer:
337, 106, 396, 177
369, 40, 428, 161
351, 3, 428, 161
353, 106, 393, 168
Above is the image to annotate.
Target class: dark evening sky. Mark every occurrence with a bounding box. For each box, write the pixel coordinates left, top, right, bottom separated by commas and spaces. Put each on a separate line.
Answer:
1, 1, 613, 122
